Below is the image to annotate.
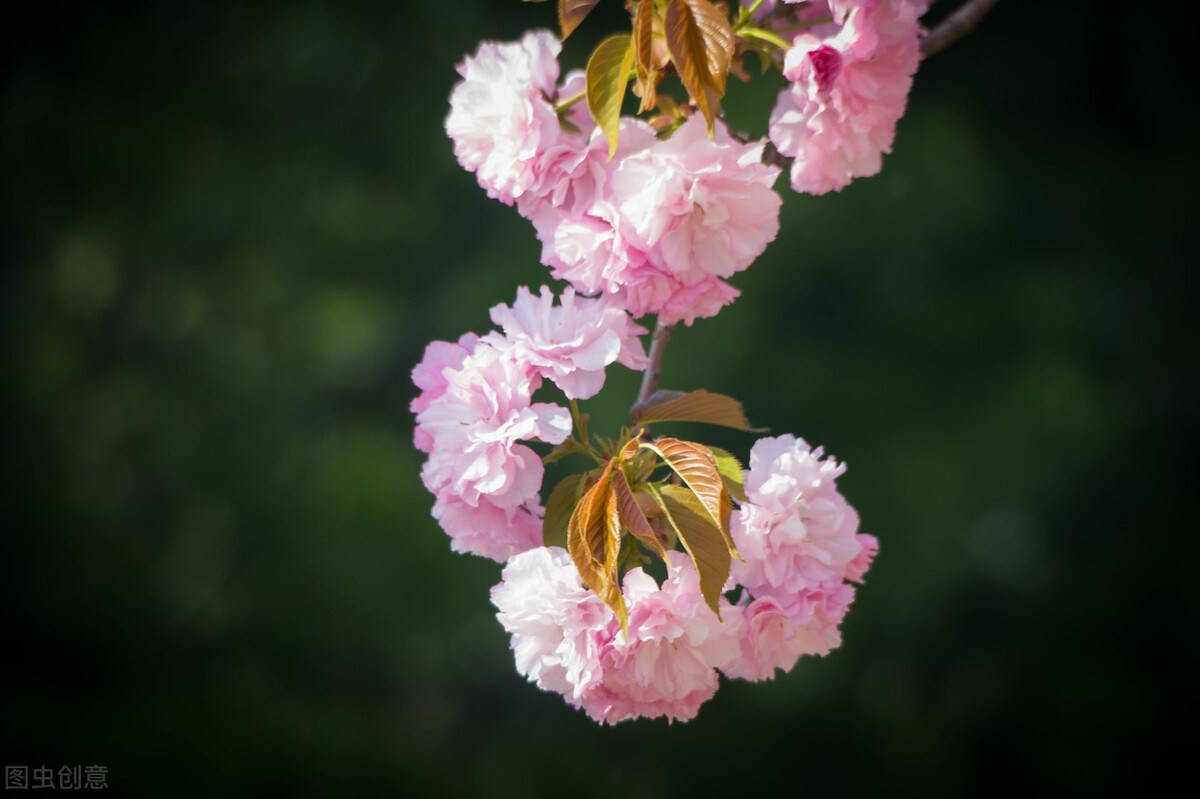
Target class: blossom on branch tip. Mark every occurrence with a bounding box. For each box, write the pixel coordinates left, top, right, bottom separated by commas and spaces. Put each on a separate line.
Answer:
583, 554, 742, 724
446, 30, 564, 205
769, 0, 926, 195
614, 118, 779, 275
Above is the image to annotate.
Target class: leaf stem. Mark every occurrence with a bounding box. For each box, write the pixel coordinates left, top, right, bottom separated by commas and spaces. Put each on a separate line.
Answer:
570, 398, 585, 437
637, 319, 674, 404
554, 88, 587, 112
555, 398, 605, 463
735, 0, 766, 31
738, 26, 795, 52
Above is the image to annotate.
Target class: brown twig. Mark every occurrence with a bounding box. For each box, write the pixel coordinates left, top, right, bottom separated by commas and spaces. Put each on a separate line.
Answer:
643, 1, 1000, 406
920, 0, 1001, 57
636, 320, 674, 404
743, 0, 1001, 172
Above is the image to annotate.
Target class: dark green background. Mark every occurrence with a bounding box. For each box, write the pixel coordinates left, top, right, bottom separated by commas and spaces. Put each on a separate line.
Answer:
3, 1, 1194, 795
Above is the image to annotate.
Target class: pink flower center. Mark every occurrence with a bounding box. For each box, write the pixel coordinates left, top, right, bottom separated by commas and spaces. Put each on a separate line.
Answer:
807, 45, 843, 95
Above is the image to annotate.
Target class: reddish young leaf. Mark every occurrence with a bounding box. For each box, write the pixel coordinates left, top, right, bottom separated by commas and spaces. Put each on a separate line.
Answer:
639, 436, 738, 557
633, 0, 659, 112
567, 460, 629, 633
630, 388, 765, 431
663, 0, 734, 136
559, 0, 603, 40
613, 469, 670, 563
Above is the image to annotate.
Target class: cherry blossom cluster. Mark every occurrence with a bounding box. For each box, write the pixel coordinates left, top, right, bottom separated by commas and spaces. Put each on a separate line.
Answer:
411, 290, 876, 722
725, 434, 878, 679
412, 285, 648, 561
759, 0, 927, 194
446, 30, 783, 326
410, 0, 955, 724
490, 435, 876, 723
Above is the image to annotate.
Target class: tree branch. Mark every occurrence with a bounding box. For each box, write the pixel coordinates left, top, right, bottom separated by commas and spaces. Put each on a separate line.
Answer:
920, 0, 1001, 58
648, 2, 1000, 402
636, 320, 674, 404
743, 0, 1001, 173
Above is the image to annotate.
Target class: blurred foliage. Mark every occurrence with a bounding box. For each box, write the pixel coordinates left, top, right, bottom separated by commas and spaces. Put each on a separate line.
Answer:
1, 0, 1196, 796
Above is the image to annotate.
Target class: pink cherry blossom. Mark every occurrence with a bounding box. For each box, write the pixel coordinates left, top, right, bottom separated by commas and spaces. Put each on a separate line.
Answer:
519, 119, 657, 300
410, 332, 480, 452
486, 285, 649, 400
521, 121, 655, 219
434, 494, 545, 563
521, 116, 779, 325
445, 30, 564, 205
417, 340, 570, 511
492, 546, 612, 701
526, 202, 628, 296
493, 548, 740, 724
845, 533, 879, 582
769, 0, 926, 194
722, 433, 876, 684
621, 271, 742, 326
731, 434, 869, 598
721, 584, 855, 681
609, 116, 781, 323
579, 558, 741, 724
517, 92, 655, 220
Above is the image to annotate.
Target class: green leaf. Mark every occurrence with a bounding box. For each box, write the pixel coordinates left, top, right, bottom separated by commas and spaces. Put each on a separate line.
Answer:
567, 460, 628, 634
586, 34, 636, 158
559, 0, 603, 40
543, 472, 586, 548
663, 0, 734, 136
630, 388, 765, 431
613, 469, 670, 563
705, 445, 747, 503
638, 436, 738, 557
656, 484, 731, 617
